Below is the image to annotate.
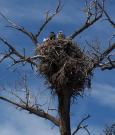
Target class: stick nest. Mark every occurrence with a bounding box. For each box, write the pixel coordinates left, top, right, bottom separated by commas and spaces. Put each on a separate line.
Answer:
36, 39, 93, 96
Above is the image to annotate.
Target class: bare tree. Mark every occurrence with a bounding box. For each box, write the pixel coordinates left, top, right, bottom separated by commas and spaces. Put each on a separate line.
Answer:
0, 0, 115, 135
103, 124, 115, 135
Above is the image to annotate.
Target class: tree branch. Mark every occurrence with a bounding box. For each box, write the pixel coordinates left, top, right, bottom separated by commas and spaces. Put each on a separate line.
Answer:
35, 0, 63, 39
0, 75, 60, 126
0, 96, 60, 126
93, 43, 115, 68
99, 60, 115, 70
0, 12, 38, 46
68, 15, 102, 39
68, 0, 104, 39
97, 3, 115, 28
100, 43, 115, 61
0, 37, 38, 67
72, 115, 90, 135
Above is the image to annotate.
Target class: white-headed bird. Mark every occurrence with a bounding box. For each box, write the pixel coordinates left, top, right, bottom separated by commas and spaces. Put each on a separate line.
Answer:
57, 31, 65, 39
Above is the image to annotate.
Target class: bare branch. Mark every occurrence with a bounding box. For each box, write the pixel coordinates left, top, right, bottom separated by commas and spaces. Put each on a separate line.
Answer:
97, 3, 115, 28
68, 0, 104, 39
99, 60, 115, 70
103, 124, 115, 135
100, 43, 115, 61
0, 37, 38, 67
35, 0, 63, 39
68, 15, 102, 39
0, 96, 60, 126
30, 54, 46, 59
0, 75, 60, 126
88, 40, 115, 70
72, 115, 90, 135
84, 40, 115, 73
0, 12, 38, 45
0, 0, 63, 44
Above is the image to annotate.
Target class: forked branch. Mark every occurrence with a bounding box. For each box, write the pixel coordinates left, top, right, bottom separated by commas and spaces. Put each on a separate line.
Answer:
0, 12, 38, 45
72, 115, 90, 135
97, 2, 115, 28
0, 76, 60, 126
68, 0, 105, 39
93, 43, 115, 70
100, 43, 115, 61
0, 0, 62, 45
0, 96, 60, 126
99, 60, 115, 70
35, 0, 63, 39
0, 37, 45, 68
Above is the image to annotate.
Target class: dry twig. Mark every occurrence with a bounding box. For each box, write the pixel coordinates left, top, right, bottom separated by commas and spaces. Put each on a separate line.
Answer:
35, 0, 63, 39
68, 0, 105, 39
72, 115, 90, 135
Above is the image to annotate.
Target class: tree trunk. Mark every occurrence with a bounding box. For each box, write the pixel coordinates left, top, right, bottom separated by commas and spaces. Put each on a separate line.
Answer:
58, 93, 71, 135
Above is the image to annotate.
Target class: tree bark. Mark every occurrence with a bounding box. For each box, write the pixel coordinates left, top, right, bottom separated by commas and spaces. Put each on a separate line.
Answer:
58, 93, 71, 135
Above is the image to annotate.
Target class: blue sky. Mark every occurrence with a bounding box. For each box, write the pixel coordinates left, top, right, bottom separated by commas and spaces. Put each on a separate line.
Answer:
0, 0, 115, 135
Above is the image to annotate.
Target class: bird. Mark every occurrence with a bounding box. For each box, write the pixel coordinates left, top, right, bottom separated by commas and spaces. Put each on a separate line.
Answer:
49, 32, 56, 40
57, 31, 65, 39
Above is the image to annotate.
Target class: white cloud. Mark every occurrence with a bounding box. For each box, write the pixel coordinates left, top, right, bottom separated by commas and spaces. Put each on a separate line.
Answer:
91, 83, 115, 108
0, 83, 115, 135
0, 104, 59, 135
0, 0, 84, 26
0, 125, 21, 135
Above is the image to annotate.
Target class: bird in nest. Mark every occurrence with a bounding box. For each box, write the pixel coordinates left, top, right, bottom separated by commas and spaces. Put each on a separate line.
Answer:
43, 32, 56, 42
57, 31, 65, 39
49, 32, 56, 40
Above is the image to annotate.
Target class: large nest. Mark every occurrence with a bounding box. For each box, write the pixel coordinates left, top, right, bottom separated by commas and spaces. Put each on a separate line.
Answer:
36, 39, 93, 96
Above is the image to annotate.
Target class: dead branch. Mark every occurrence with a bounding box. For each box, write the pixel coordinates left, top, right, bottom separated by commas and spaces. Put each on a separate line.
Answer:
35, 0, 63, 39
100, 43, 115, 61
0, 0, 63, 44
30, 54, 46, 59
0, 37, 38, 67
97, 2, 115, 28
99, 60, 115, 70
0, 96, 60, 126
86, 39, 115, 71
68, 0, 105, 39
68, 15, 102, 39
0, 12, 38, 46
93, 43, 115, 69
103, 124, 115, 135
72, 115, 90, 135
0, 75, 60, 126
